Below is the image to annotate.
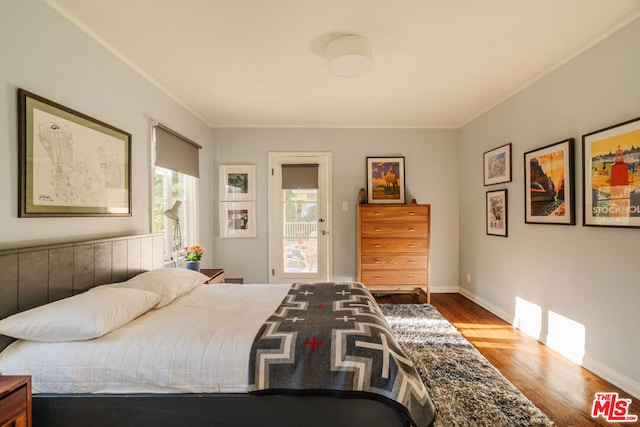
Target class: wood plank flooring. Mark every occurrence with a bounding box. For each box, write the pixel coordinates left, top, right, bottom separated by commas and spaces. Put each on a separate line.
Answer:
430, 293, 640, 427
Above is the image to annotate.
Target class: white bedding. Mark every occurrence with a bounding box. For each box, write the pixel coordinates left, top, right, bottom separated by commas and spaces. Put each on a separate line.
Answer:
0, 283, 291, 394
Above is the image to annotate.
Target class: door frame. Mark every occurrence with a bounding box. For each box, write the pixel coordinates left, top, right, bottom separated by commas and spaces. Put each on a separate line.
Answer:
267, 152, 332, 283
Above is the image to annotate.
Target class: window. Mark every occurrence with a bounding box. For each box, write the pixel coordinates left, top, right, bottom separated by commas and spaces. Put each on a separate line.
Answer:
152, 166, 198, 260
151, 124, 201, 262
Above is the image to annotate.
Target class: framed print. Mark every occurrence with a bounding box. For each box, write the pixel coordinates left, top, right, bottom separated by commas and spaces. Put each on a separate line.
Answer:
583, 116, 640, 228
486, 189, 508, 237
220, 201, 256, 238
366, 157, 405, 204
18, 89, 131, 217
483, 143, 512, 186
219, 164, 255, 201
524, 138, 575, 225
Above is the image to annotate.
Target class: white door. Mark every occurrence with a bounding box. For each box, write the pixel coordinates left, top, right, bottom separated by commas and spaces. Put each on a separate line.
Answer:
268, 152, 332, 283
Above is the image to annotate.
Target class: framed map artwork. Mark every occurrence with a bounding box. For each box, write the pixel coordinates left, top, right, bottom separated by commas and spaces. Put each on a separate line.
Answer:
18, 89, 131, 217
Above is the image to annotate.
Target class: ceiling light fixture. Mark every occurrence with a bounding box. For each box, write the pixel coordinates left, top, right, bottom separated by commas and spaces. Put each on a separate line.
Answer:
326, 34, 372, 77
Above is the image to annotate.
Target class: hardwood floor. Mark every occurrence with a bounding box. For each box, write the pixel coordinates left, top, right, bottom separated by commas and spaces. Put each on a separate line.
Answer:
430, 293, 640, 427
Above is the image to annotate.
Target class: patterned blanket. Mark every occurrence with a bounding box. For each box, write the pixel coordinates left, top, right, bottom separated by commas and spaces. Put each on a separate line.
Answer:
248, 282, 435, 427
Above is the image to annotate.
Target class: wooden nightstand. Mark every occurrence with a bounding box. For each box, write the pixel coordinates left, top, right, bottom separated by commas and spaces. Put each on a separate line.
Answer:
0, 376, 31, 427
200, 268, 225, 284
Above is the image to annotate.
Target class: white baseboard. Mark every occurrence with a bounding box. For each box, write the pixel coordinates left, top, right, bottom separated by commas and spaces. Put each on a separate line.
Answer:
582, 356, 640, 399
457, 288, 515, 325
457, 288, 640, 400
431, 285, 460, 293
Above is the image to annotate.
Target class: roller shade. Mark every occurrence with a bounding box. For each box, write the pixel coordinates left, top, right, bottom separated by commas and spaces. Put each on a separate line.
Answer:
154, 124, 202, 178
281, 164, 319, 189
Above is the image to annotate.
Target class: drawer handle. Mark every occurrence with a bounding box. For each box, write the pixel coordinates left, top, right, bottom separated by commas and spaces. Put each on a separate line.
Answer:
408, 244, 416, 248
373, 212, 382, 216
407, 259, 416, 263
373, 276, 382, 280
374, 244, 382, 248
408, 211, 416, 216
373, 260, 382, 264
374, 228, 382, 232
408, 276, 416, 280
408, 227, 415, 232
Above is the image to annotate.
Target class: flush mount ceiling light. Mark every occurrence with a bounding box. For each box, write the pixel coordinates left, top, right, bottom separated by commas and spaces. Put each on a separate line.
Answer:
326, 34, 372, 77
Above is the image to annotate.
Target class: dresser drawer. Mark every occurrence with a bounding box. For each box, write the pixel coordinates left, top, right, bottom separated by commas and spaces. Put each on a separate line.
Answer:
360, 238, 428, 253
361, 270, 428, 285
359, 205, 429, 222
360, 254, 428, 270
361, 221, 428, 237
0, 383, 27, 426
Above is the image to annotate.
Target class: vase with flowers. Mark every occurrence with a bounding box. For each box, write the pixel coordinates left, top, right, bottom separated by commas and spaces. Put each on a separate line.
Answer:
184, 244, 205, 272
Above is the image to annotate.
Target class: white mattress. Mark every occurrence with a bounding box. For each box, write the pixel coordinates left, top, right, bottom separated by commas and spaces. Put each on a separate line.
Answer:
0, 284, 291, 394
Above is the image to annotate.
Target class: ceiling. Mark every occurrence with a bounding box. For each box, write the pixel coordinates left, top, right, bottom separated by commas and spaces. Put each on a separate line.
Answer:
46, 0, 640, 128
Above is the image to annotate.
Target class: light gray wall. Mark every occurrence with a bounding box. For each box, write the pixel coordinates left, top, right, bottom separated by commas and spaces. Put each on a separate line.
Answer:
0, 0, 212, 250
458, 18, 640, 397
211, 127, 460, 288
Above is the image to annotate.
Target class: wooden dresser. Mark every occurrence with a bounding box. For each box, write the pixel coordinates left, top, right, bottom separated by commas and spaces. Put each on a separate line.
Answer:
357, 204, 430, 302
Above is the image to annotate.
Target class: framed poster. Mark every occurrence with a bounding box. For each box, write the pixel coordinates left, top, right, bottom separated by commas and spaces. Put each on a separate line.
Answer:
583, 116, 640, 228
219, 164, 255, 201
483, 143, 512, 186
366, 157, 405, 204
18, 89, 131, 217
486, 189, 508, 237
220, 201, 256, 238
524, 138, 575, 225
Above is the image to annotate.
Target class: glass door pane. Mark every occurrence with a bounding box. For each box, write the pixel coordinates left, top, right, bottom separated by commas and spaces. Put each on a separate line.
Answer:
283, 189, 318, 273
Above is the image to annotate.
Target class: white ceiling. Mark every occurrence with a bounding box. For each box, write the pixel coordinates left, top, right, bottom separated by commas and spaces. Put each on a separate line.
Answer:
46, 0, 640, 128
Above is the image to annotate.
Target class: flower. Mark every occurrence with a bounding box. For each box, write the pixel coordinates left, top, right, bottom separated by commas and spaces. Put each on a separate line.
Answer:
184, 244, 205, 262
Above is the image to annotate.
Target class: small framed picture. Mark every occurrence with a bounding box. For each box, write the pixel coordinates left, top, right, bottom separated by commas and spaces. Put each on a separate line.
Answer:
483, 143, 512, 186
486, 189, 508, 237
583, 116, 640, 228
366, 157, 405, 204
220, 201, 256, 238
219, 164, 255, 201
524, 138, 575, 225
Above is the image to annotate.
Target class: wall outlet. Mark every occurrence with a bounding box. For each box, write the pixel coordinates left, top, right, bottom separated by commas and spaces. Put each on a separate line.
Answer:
342, 201, 348, 211
466, 273, 471, 283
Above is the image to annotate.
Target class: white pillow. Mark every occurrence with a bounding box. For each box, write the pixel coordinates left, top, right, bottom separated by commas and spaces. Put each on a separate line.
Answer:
114, 268, 209, 308
0, 287, 160, 342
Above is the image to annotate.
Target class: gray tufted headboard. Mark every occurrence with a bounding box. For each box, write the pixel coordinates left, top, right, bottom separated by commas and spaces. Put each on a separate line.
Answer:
0, 233, 164, 351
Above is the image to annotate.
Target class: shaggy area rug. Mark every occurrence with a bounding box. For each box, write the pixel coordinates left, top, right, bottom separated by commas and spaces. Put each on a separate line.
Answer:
379, 303, 553, 427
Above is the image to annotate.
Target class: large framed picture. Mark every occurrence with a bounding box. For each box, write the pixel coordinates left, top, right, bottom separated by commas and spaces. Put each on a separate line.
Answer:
483, 143, 512, 186
18, 89, 131, 217
583, 116, 640, 228
366, 157, 405, 204
524, 138, 575, 225
219, 201, 256, 238
219, 164, 255, 201
486, 189, 508, 237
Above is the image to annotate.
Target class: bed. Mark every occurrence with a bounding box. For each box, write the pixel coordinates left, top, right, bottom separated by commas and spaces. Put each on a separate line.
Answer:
0, 234, 435, 427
